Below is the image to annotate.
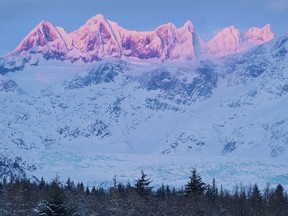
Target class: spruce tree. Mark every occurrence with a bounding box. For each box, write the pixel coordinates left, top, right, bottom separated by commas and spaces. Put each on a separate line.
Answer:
185, 169, 206, 216
206, 178, 218, 202
249, 184, 263, 216
185, 169, 206, 198
134, 170, 152, 198
270, 184, 286, 216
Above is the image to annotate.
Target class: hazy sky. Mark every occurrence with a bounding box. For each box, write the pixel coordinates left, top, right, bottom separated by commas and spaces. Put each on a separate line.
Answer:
0, 0, 287, 55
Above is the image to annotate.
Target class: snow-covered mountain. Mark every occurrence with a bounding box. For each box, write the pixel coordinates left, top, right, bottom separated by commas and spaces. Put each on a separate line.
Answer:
5, 14, 200, 63
0, 14, 274, 74
0, 15, 287, 188
204, 24, 274, 56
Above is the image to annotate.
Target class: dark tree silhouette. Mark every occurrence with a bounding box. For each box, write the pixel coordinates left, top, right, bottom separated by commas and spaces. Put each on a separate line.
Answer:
249, 184, 263, 216
185, 169, 206, 197
134, 170, 153, 198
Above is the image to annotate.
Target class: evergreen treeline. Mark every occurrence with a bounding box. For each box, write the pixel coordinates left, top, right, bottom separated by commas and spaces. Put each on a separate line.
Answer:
0, 169, 287, 216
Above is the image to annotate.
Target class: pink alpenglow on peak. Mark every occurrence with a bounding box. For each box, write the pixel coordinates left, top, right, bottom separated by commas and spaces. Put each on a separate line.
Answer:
70, 14, 122, 60
155, 23, 177, 55
10, 14, 276, 63
205, 26, 241, 56
181, 20, 195, 33
15, 21, 60, 52
245, 24, 274, 43
85, 14, 106, 26
14, 20, 73, 59
170, 20, 199, 60
155, 21, 198, 60
204, 24, 274, 56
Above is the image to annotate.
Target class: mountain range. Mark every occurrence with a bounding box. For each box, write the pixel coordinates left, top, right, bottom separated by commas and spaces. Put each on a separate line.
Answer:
1, 14, 274, 73
0, 14, 287, 188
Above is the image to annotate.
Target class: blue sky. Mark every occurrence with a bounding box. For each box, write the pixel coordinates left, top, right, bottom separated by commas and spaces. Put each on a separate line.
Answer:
0, 0, 287, 55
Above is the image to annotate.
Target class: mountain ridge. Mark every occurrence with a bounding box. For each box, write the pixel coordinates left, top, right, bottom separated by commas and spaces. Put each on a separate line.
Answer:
0, 14, 274, 73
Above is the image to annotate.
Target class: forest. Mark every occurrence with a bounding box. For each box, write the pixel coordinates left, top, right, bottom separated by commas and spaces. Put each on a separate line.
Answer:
0, 169, 287, 216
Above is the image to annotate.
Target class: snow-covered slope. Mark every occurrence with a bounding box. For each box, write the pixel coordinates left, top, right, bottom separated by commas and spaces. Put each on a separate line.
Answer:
0, 35, 287, 188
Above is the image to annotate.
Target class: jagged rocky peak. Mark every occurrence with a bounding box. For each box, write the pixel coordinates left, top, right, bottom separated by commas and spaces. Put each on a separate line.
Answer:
204, 24, 274, 56
176, 20, 195, 39
13, 20, 72, 59
154, 20, 198, 60
182, 20, 194, 32
245, 24, 274, 43
206, 26, 241, 55
156, 22, 176, 34
70, 14, 122, 59
85, 14, 106, 26
15, 20, 60, 53
172, 20, 198, 60
155, 22, 177, 43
